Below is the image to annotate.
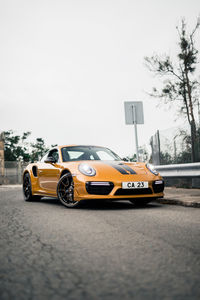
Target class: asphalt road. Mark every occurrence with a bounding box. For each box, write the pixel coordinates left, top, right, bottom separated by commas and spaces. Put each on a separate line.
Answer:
0, 186, 200, 300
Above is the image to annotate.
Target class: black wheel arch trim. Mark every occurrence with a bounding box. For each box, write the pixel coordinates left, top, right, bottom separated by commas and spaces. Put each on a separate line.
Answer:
60, 169, 71, 178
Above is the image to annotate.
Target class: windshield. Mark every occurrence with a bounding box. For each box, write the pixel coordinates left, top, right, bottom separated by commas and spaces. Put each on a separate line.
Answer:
61, 146, 121, 162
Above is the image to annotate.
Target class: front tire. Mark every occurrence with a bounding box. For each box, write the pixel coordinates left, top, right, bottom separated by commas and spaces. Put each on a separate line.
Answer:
57, 173, 79, 208
23, 173, 41, 201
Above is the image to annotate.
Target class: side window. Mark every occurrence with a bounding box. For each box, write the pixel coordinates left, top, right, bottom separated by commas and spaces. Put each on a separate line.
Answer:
48, 149, 59, 162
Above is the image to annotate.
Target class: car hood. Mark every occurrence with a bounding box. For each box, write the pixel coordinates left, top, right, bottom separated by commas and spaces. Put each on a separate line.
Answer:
63, 160, 148, 178
92, 161, 147, 175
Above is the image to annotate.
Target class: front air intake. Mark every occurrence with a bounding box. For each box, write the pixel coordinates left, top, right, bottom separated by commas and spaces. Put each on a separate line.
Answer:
152, 180, 164, 193
86, 182, 114, 195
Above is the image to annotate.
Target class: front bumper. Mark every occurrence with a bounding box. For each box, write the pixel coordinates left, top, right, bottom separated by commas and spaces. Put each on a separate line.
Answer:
73, 174, 164, 201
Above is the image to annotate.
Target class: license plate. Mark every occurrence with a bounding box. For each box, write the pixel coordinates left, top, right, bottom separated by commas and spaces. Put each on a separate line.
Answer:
122, 181, 148, 189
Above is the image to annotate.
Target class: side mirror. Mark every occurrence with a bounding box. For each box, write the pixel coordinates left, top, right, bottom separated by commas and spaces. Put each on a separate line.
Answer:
44, 156, 56, 163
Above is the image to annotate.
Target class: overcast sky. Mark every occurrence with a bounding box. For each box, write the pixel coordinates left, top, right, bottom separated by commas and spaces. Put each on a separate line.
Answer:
0, 0, 200, 157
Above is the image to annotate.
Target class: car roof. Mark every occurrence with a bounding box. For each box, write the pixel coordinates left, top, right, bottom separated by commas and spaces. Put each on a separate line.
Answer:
58, 145, 105, 149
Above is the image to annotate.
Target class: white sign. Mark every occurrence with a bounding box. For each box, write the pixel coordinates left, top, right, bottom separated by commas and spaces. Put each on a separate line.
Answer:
124, 101, 144, 125
124, 101, 144, 161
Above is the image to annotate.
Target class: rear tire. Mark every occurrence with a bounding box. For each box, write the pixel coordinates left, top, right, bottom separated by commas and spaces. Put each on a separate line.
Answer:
57, 173, 79, 208
23, 173, 41, 201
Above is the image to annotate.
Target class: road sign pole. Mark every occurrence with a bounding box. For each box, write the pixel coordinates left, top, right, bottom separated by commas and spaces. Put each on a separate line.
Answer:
124, 101, 144, 162
132, 105, 139, 161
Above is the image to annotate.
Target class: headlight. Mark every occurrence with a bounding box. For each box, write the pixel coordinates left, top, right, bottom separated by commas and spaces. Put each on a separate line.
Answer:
78, 163, 96, 176
146, 163, 159, 175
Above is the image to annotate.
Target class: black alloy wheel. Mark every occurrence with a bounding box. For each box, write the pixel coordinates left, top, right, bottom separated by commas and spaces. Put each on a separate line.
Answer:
23, 173, 41, 201
57, 173, 79, 208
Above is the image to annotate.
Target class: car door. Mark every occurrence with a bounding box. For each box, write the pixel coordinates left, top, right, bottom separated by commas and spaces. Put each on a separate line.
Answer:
37, 149, 61, 194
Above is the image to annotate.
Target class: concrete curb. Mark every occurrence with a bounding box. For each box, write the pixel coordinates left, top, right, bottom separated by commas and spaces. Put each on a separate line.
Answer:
156, 198, 200, 208
158, 187, 200, 208
0, 184, 22, 189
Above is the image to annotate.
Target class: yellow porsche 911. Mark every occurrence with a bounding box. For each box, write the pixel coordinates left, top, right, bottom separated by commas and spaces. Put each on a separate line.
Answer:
23, 145, 164, 208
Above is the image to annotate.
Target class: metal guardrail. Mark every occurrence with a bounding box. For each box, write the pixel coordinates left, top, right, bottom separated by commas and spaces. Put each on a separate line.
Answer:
155, 163, 200, 178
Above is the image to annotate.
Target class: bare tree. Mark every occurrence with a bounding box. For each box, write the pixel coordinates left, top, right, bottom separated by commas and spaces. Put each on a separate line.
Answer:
145, 18, 200, 162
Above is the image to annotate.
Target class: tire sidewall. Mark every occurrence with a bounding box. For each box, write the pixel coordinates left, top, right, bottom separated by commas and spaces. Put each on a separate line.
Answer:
23, 173, 33, 201
57, 173, 79, 208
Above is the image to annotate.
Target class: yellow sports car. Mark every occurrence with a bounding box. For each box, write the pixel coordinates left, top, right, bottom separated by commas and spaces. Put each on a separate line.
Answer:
23, 145, 164, 208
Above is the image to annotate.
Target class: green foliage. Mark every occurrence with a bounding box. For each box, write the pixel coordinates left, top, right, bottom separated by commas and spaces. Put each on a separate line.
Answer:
160, 152, 174, 165
176, 127, 200, 162
30, 138, 49, 162
4, 130, 31, 161
175, 151, 192, 164
4, 131, 57, 162
159, 126, 200, 164
159, 150, 192, 165
123, 147, 149, 162
123, 154, 137, 162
